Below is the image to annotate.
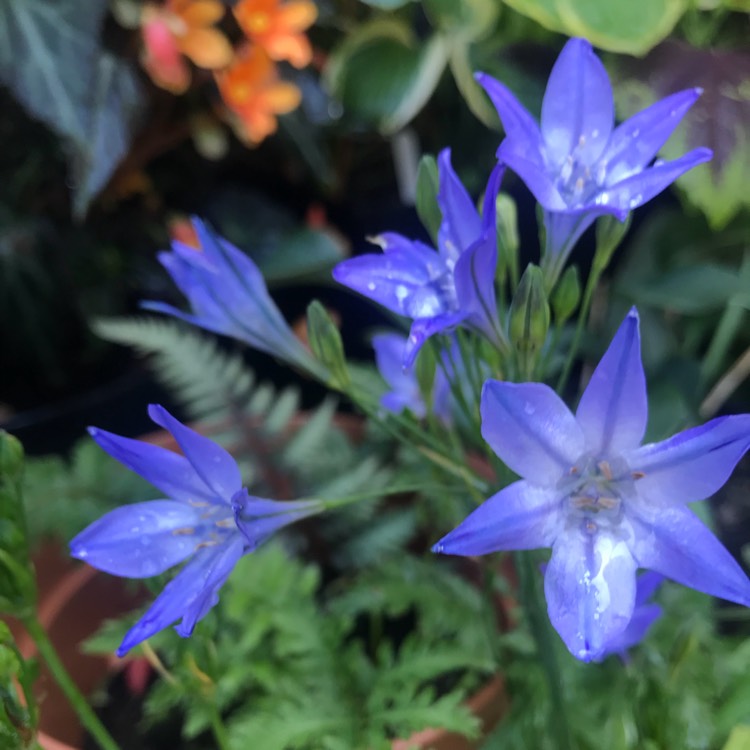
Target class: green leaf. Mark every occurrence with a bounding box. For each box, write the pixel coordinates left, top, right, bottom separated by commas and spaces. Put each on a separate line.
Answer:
0, 0, 108, 143
265, 228, 347, 284
325, 20, 447, 132
415, 154, 441, 242
423, 0, 500, 42
71, 53, 144, 219
0, 0, 143, 215
621, 264, 742, 314
500, 0, 686, 55
722, 726, 750, 750
555, 0, 686, 55
358, 0, 412, 8
615, 42, 750, 228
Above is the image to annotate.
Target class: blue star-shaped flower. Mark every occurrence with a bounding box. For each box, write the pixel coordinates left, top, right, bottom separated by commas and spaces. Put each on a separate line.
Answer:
477, 38, 712, 281
333, 150, 507, 367
434, 309, 750, 661
143, 219, 322, 377
70, 405, 320, 656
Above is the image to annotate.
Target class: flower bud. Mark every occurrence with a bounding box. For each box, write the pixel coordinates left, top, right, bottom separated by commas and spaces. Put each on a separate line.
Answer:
509, 264, 550, 356
551, 266, 581, 325
495, 193, 518, 286
594, 213, 632, 273
306, 300, 350, 390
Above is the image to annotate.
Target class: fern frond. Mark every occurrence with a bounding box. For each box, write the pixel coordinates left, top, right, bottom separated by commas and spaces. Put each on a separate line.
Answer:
92, 316, 257, 422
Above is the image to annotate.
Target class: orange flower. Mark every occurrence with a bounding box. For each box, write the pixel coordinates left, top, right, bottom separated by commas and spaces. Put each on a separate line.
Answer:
215, 45, 301, 144
233, 0, 317, 68
140, 0, 233, 93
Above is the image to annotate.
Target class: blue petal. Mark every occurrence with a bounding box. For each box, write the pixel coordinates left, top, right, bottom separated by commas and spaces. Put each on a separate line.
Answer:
480, 381, 584, 485
404, 311, 467, 368
542, 210, 601, 262
373, 333, 425, 416
593, 148, 713, 212
629, 502, 750, 607
432, 480, 562, 556
116, 535, 245, 656
87, 426, 219, 506
453, 164, 504, 343
475, 72, 545, 163
600, 603, 662, 660
541, 38, 614, 168
436, 149, 482, 259
70, 501, 203, 578
332, 247, 437, 317
545, 524, 637, 662
148, 405, 242, 501
603, 88, 703, 184
496, 142, 567, 211
372, 333, 410, 390
175, 535, 245, 637
576, 308, 647, 454
634, 571, 665, 606
232, 491, 321, 550
627, 414, 750, 505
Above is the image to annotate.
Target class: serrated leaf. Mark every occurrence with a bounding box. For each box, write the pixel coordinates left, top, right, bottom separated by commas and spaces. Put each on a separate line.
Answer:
615, 41, 750, 228
71, 53, 144, 218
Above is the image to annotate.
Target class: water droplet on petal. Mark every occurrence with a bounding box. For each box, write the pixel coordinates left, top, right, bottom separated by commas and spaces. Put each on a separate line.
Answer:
367, 282, 376, 292
628, 194, 643, 208
631, 128, 640, 139
524, 403, 535, 416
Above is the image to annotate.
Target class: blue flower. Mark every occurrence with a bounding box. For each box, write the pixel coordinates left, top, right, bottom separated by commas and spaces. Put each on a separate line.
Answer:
69, 405, 321, 656
333, 150, 507, 367
477, 38, 712, 279
434, 309, 750, 661
372, 332, 449, 420
143, 219, 323, 377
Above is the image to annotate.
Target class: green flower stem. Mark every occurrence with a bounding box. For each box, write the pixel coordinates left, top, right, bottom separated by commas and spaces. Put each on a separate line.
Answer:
22, 615, 120, 750
555, 264, 602, 396
207, 699, 232, 750
515, 552, 573, 750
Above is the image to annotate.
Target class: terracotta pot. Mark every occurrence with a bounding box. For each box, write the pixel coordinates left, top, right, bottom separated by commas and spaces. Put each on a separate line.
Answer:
9, 417, 511, 750
6, 542, 144, 750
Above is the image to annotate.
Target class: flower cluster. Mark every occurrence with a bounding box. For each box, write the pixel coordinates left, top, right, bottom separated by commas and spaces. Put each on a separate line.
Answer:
138, 0, 317, 143
68, 36, 747, 673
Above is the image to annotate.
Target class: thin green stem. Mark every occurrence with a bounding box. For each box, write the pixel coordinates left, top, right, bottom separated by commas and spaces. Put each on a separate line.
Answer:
700, 303, 745, 389
22, 616, 120, 750
207, 699, 232, 750
555, 265, 601, 396
515, 553, 574, 750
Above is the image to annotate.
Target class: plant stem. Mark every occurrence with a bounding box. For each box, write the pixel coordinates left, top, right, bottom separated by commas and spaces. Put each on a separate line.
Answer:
555, 264, 601, 396
207, 699, 232, 750
22, 616, 120, 750
515, 553, 574, 750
